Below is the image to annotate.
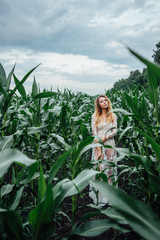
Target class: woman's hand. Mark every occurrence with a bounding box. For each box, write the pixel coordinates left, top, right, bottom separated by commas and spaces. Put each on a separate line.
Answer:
93, 137, 105, 143
97, 147, 104, 160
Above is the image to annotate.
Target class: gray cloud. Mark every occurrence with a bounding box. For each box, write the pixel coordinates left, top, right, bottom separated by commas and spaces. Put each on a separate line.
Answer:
1, 1, 159, 56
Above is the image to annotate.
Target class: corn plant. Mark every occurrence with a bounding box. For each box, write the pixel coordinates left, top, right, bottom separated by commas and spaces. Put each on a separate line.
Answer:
85, 48, 160, 240
0, 139, 104, 239
1, 48, 160, 240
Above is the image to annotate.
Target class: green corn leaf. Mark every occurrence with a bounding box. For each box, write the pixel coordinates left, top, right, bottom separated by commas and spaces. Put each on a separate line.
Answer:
116, 126, 133, 146
0, 82, 8, 99
76, 136, 94, 159
91, 180, 160, 240
128, 47, 160, 126
48, 149, 71, 184
140, 96, 148, 120
33, 91, 57, 100
0, 94, 4, 109
60, 103, 68, 137
79, 210, 102, 222
6, 63, 16, 90
123, 93, 153, 135
53, 169, 98, 210
115, 147, 155, 174
115, 147, 160, 194
148, 174, 160, 194
0, 208, 22, 240
32, 76, 39, 98
10, 186, 24, 210
1, 184, 14, 198
78, 142, 111, 159
71, 219, 129, 237
0, 63, 7, 88
10, 64, 41, 99
0, 149, 36, 178
11, 166, 16, 184
38, 166, 47, 203
13, 73, 27, 101
51, 133, 71, 151
27, 125, 48, 135
24, 161, 38, 184
0, 135, 14, 151
81, 125, 89, 140
125, 93, 140, 115
2, 64, 40, 116
128, 47, 160, 82
134, 127, 160, 159
101, 207, 129, 225
148, 71, 159, 119
111, 108, 134, 116
29, 184, 54, 240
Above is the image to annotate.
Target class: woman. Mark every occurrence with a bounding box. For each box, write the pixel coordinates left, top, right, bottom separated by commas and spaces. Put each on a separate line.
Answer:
89, 95, 117, 206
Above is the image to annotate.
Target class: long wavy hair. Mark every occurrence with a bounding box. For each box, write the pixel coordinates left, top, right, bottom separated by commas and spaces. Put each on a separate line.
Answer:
94, 95, 114, 126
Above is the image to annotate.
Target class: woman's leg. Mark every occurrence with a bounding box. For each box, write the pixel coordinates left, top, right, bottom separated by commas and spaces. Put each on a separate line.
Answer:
94, 147, 103, 171
105, 148, 115, 184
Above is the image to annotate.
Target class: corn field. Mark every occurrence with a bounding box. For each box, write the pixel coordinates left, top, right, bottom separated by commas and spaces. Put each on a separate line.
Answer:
0, 48, 160, 240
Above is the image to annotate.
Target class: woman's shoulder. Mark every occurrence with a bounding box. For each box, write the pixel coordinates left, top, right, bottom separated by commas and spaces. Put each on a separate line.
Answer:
91, 112, 96, 120
112, 112, 117, 117
112, 112, 117, 120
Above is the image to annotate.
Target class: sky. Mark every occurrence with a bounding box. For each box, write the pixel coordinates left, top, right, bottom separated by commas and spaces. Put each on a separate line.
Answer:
0, 0, 160, 95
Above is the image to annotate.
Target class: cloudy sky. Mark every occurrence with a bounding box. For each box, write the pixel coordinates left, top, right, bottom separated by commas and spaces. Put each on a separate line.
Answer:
0, 0, 160, 95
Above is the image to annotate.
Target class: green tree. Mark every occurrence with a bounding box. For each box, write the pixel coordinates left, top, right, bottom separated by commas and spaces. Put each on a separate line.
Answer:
152, 42, 160, 64
112, 69, 147, 91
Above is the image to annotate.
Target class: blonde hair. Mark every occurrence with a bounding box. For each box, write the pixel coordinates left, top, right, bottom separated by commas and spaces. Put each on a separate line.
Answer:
94, 95, 114, 126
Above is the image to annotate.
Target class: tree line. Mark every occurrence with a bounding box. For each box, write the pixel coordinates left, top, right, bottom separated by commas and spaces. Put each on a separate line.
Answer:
111, 42, 160, 91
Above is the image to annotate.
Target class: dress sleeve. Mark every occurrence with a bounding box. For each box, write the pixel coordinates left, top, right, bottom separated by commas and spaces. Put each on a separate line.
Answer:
105, 113, 117, 140
91, 114, 98, 136
91, 114, 101, 160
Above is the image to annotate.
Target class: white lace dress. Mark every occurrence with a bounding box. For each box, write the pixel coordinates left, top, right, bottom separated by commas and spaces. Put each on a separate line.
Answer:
89, 113, 117, 206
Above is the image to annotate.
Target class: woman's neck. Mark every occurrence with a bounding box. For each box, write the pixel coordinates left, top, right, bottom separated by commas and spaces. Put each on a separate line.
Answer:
101, 109, 107, 115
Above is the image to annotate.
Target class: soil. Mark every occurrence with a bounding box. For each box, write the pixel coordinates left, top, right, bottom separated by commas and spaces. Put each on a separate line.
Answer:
53, 140, 143, 239
56, 186, 142, 240
2, 140, 143, 239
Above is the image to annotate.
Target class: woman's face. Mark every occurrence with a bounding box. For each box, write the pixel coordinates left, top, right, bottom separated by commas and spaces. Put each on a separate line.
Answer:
98, 97, 108, 109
